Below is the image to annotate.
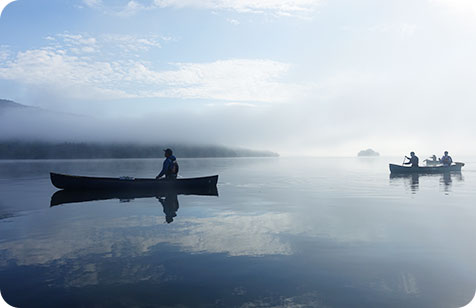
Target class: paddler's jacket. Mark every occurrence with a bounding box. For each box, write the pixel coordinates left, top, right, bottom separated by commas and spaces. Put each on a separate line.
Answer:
441, 155, 453, 166
159, 155, 178, 178
405, 155, 419, 167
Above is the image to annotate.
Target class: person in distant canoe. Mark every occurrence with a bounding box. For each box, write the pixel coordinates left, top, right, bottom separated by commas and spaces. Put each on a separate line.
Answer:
423, 155, 437, 165
440, 151, 453, 166
404, 151, 419, 167
156, 148, 179, 179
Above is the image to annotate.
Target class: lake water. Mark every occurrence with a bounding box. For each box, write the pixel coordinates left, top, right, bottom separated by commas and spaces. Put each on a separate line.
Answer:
0, 157, 475, 308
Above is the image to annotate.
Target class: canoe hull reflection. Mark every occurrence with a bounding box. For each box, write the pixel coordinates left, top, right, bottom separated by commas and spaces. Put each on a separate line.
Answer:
50, 186, 218, 207
50, 172, 218, 190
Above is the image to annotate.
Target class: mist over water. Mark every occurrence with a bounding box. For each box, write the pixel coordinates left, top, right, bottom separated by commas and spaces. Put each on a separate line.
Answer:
0, 157, 475, 307
2, 99, 476, 157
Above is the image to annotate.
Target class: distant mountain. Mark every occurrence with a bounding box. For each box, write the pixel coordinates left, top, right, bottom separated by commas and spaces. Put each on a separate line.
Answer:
0, 99, 30, 110
357, 148, 379, 157
0, 99, 279, 158
0, 141, 279, 159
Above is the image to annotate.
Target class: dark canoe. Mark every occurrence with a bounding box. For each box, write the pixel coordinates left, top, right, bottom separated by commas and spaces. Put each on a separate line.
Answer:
50, 172, 218, 191
389, 162, 464, 174
50, 186, 218, 207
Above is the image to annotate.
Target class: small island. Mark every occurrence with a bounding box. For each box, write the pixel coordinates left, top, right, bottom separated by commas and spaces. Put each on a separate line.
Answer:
357, 148, 379, 157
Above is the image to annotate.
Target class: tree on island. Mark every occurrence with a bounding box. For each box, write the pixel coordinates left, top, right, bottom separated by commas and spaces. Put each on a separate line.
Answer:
357, 148, 379, 157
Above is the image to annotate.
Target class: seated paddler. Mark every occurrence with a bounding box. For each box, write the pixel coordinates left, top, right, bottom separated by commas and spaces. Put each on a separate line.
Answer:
156, 148, 179, 180
404, 151, 419, 167
440, 151, 453, 166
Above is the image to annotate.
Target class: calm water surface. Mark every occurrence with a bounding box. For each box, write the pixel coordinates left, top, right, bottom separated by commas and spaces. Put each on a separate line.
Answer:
0, 157, 475, 308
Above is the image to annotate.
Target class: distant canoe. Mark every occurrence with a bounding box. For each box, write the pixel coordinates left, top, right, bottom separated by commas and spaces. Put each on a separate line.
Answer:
389, 163, 464, 174
50, 172, 218, 191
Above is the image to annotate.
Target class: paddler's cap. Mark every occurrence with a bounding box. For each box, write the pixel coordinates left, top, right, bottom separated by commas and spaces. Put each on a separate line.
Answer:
164, 148, 173, 155
410, 151, 415, 155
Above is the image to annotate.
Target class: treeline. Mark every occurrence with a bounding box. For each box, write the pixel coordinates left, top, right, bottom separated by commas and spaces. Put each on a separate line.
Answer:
0, 141, 279, 159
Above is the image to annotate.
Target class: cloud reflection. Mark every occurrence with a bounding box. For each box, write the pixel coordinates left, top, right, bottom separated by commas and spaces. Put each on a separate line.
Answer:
0, 211, 293, 268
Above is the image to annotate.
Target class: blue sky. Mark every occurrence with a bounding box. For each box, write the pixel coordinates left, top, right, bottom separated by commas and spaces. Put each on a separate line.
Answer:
1, 0, 476, 156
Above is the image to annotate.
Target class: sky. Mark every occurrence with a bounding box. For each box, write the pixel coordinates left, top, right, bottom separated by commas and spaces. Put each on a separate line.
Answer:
1, 0, 476, 156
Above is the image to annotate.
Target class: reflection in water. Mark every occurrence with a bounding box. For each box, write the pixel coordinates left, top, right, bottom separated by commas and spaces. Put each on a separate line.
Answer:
50, 186, 218, 207
0, 211, 294, 268
50, 186, 218, 223
390, 172, 463, 194
441, 172, 452, 193
157, 194, 179, 223
1, 203, 474, 307
2, 158, 476, 308
390, 173, 420, 193
440, 172, 463, 193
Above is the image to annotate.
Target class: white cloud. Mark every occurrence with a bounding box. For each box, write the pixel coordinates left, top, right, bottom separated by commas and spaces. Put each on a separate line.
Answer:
0, 45, 10, 62
49, 33, 162, 54
0, 48, 135, 100
116, 0, 148, 17
83, 0, 323, 17
128, 59, 298, 102
60, 33, 97, 46
154, 0, 321, 16
82, 0, 103, 9
224, 102, 256, 107
226, 18, 240, 25
81, 0, 150, 16
102, 34, 162, 52
0, 36, 299, 102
